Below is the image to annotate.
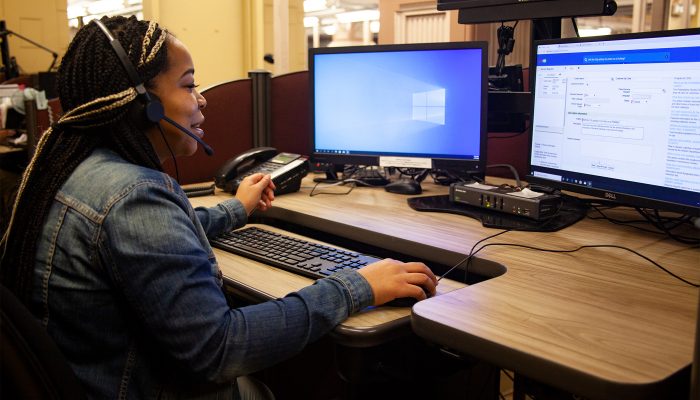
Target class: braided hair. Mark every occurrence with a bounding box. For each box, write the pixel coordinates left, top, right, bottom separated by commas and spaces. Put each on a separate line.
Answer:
0, 16, 170, 303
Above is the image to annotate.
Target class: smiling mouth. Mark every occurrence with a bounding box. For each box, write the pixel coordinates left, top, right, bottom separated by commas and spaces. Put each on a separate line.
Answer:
191, 122, 204, 137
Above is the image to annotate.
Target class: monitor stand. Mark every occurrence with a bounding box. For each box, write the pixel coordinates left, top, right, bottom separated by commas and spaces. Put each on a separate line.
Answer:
313, 164, 343, 183
407, 195, 588, 232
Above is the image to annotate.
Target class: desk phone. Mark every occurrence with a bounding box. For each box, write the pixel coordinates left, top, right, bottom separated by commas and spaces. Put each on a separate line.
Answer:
214, 147, 309, 195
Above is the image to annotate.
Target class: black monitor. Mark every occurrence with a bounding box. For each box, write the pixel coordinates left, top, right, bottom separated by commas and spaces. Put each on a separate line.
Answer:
437, 0, 617, 25
528, 28, 700, 216
309, 41, 488, 177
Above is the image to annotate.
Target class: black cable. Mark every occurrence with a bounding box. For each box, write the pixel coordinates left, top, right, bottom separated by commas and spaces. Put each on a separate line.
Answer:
495, 21, 518, 76
470, 242, 699, 288
430, 169, 470, 186
588, 206, 666, 234
588, 205, 699, 245
437, 230, 510, 282
571, 17, 580, 37
157, 123, 180, 183
639, 208, 700, 245
309, 180, 356, 197
345, 165, 390, 185
486, 164, 521, 187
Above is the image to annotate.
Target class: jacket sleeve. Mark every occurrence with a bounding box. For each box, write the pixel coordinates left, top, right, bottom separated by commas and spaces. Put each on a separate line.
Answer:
98, 181, 374, 383
194, 197, 248, 238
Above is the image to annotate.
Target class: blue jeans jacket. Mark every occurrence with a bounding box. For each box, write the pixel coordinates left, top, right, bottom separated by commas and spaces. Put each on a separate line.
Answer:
32, 148, 374, 399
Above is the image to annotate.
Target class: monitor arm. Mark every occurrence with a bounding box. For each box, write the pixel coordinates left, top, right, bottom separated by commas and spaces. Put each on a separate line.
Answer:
0, 26, 58, 75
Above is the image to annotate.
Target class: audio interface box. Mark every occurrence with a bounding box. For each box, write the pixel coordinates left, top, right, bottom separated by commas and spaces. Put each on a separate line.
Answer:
449, 181, 561, 220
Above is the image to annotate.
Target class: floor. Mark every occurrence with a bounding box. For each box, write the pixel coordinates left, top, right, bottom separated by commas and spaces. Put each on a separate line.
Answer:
500, 370, 515, 400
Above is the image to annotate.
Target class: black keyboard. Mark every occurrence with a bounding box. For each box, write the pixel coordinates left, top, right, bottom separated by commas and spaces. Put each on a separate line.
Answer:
210, 226, 381, 279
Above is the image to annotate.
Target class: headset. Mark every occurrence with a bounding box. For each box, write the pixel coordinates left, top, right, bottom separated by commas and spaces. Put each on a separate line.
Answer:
92, 19, 213, 156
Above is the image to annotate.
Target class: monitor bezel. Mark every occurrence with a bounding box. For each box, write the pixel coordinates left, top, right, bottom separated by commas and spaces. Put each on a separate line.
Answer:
527, 28, 700, 216
309, 41, 489, 174
437, 0, 615, 24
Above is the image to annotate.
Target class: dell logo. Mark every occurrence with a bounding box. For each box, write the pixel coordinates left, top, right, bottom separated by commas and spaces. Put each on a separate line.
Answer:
604, 192, 617, 200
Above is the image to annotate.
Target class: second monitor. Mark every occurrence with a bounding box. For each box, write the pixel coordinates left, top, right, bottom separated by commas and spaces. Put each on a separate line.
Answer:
309, 41, 488, 184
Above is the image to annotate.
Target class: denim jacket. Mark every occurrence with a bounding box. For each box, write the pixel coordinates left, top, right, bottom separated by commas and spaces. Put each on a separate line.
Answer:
32, 148, 374, 399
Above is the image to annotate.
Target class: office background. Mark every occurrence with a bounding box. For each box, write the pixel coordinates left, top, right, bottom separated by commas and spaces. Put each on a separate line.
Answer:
1, 0, 699, 88
0, 2, 698, 399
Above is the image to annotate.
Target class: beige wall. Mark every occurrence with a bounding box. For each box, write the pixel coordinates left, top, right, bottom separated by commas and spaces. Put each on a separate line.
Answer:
143, 0, 254, 88
144, 0, 306, 88
288, 0, 306, 72
0, 0, 68, 76
263, 0, 306, 74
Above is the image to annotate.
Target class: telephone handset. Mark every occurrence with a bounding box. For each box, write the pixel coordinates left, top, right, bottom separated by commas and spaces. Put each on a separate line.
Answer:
214, 147, 309, 195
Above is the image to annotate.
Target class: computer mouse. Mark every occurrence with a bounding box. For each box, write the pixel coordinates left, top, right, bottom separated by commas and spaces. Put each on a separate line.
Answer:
384, 179, 422, 195
384, 287, 433, 307
384, 297, 419, 307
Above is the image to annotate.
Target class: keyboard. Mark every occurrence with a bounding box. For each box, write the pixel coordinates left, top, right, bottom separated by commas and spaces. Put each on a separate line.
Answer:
210, 226, 381, 279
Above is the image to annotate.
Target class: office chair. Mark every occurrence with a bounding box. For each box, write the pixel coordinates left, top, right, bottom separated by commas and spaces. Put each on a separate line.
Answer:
0, 284, 86, 399
162, 78, 255, 185
39, 97, 63, 132
270, 71, 311, 156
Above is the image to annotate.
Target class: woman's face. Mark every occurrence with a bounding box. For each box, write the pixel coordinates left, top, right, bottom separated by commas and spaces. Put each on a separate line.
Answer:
146, 36, 207, 162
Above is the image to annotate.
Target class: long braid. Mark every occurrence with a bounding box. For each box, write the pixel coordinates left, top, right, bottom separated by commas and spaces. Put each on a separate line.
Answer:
0, 16, 169, 303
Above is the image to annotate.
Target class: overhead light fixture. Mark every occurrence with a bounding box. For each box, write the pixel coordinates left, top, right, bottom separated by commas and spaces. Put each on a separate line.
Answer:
304, 0, 327, 13
304, 16, 319, 28
67, 4, 87, 19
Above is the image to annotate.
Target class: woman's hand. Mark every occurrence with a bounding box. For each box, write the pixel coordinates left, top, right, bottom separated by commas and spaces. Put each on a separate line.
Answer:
235, 173, 276, 215
357, 259, 438, 306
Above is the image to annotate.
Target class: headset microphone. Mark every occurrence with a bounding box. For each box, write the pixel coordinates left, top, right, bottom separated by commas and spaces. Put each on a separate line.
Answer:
161, 115, 214, 155
93, 19, 214, 156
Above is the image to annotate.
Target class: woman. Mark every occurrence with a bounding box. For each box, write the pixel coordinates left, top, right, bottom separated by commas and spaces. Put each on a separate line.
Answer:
0, 16, 437, 399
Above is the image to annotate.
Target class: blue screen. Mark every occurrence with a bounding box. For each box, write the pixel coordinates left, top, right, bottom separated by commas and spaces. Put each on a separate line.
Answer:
312, 47, 484, 161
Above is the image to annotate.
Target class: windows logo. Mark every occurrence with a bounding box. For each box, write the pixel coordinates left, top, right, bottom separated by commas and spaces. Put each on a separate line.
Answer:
412, 88, 445, 125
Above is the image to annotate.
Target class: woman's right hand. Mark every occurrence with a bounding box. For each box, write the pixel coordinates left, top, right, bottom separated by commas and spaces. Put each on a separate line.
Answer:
235, 173, 276, 215
357, 259, 438, 306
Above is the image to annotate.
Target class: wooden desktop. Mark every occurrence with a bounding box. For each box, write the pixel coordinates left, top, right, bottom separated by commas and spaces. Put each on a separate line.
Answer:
189, 175, 699, 399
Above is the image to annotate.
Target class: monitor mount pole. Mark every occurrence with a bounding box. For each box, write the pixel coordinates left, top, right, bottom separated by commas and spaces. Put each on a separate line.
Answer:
531, 17, 562, 41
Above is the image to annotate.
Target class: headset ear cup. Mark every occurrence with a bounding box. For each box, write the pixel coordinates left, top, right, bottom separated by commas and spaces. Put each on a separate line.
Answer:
145, 98, 164, 123
126, 99, 151, 129
126, 92, 164, 129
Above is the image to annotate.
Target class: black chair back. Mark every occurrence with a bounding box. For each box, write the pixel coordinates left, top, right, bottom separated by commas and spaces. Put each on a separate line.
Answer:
0, 284, 86, 399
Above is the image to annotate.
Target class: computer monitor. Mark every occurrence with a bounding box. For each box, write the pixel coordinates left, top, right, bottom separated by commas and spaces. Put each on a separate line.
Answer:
528, 28, 700, 216
310, 41, 488, 177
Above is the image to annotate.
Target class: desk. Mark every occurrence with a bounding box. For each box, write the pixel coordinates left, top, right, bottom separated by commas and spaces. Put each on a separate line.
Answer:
0, 144, 27, 170
190, 176, 699, 399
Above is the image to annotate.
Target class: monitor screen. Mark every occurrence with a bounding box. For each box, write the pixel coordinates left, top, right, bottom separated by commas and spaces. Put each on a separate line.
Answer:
528, 28, 700, 216
310, 42, 488, 173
